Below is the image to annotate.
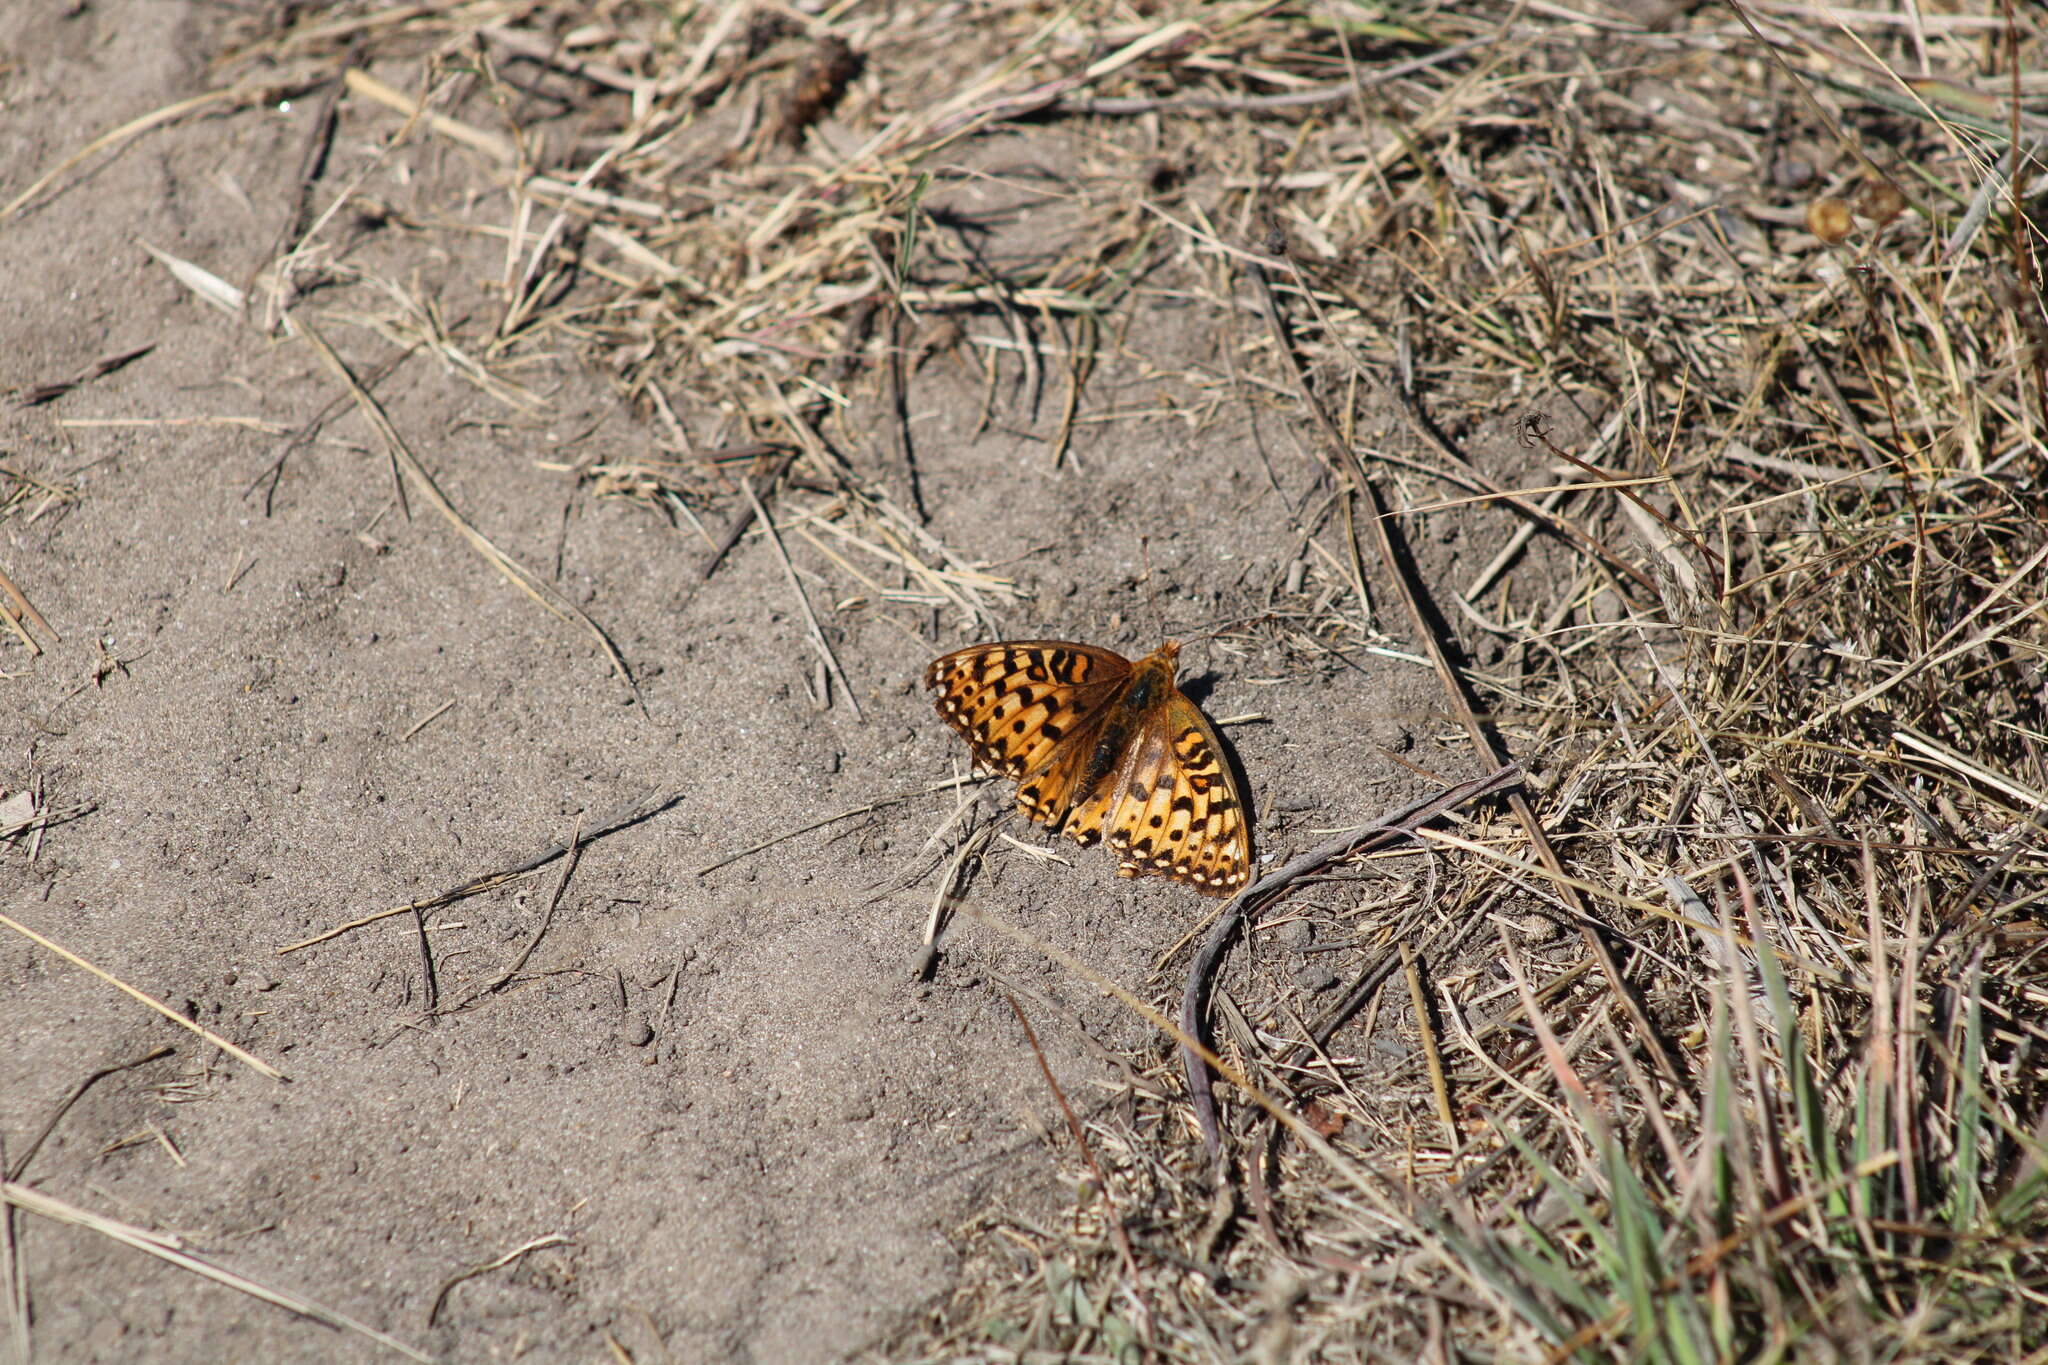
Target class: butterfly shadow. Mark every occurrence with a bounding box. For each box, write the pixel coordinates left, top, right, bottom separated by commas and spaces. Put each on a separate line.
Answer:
1176, 669, 1220, 708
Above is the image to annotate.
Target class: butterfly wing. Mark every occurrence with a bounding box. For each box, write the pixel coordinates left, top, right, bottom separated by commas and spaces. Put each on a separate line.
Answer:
1068, 692, 1252, 896
925, 642, 1131, 821
927, 639, 1253, 895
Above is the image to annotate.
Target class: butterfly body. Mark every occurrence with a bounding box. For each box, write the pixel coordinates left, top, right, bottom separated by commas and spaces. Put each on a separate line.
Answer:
924, 639, 1251, 896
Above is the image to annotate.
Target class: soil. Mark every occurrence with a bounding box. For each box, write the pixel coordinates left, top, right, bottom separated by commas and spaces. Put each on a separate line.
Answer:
0, 5, 1471, 1360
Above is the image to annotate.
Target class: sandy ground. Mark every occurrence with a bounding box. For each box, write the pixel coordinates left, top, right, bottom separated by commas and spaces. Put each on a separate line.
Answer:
0, 4, 1463, 1359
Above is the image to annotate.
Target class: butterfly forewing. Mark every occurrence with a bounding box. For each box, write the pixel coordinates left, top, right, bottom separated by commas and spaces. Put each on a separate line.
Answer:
924, 642, 1129, 785
925, 639, 1253, 897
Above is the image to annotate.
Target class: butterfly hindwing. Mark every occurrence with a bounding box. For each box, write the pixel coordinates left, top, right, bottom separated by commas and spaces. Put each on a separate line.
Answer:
1099, 694, 1250, 894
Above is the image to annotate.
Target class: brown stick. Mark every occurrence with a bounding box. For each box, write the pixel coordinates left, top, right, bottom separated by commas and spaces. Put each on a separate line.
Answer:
279, 787, 680, 953
0, 563, 58, 646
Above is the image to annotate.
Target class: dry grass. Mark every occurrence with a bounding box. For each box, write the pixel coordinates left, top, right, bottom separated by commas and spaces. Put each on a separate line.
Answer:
25, 0, 2047, 1358
857, 5, 2046, 1359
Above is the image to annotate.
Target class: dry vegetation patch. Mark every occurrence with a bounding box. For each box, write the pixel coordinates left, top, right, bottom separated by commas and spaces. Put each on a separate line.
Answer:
8, 0, 2048, 1360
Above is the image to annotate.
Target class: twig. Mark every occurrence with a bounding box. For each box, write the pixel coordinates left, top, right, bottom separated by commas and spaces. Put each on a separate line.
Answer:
249, 48, 350, 297
409, 897, 440, 1012
697, 452, 795, 581
436, 821, 584, 1013
246, 344, 416, 517
0, 910, 286, 1082
0, 1144, 20, 1365
0, 597, 38, 658
400, 699, 456, 740
280, 787, 681, 953
2, 1181, 429, 1361
0, 564, 57, 646
427, 1234, 571, 1328
8, 1047, 175, 1182
10, 343, 155, 409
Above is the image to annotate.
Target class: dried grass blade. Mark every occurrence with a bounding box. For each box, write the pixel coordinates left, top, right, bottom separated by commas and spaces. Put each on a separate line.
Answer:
291, 317, 640, 697
0, 596, 40, 657
426, 1234, 571, 1329
343, 68, 514, 164
0, 910, 286, 1081
0, 85, 251, 222
1, 1181, 428, 1361
739, 476, 861, 720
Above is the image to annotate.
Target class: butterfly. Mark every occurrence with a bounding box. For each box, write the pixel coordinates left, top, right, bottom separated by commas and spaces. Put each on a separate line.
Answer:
924, 639, 1252, 896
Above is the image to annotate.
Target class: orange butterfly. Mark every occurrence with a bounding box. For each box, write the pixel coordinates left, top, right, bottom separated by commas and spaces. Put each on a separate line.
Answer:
924, 640, 1252, 895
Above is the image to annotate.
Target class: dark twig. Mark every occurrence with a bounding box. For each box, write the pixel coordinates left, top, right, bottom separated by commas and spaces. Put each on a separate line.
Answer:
279, 787, 681, 953
1182, 765, 1521, 1157
10, 343, 155, 409
697, 450, 796, 581
0, 1135, 19, 1365
4, 1044, 176, 1361
436, 820, 584, 1014
251, 44, 352, 295
410, 904, 439, 1012
8, 1047, 175, 1182
885, 304, 923, 519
